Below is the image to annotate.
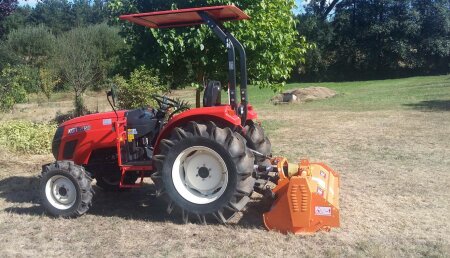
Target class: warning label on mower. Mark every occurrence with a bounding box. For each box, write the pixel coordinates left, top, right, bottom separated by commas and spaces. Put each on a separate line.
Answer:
315, 206, 332, 216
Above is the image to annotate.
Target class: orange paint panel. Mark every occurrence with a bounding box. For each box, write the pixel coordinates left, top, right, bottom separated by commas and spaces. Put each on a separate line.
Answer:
263, 159, 340, 234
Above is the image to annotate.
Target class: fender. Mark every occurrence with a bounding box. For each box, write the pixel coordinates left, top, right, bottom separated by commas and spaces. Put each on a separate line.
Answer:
154, 105, 257, 154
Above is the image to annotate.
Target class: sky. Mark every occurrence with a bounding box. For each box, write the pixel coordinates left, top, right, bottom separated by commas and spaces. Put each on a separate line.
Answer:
18, 0, 308, 13
18, 0, 39, 6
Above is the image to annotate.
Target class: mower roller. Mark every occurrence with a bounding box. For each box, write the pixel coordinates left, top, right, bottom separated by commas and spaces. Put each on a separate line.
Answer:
38, 5, 340, 234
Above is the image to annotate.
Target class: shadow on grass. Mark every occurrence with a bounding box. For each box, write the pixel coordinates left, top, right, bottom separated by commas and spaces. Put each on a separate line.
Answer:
404, 100, 450, 111
0, 176, 264, 228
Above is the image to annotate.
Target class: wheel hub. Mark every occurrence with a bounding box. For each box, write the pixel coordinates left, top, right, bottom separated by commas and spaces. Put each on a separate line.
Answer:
58, 187, 67, 196
172, 146, 228, 204
45, 175, 77, 210
197, 167, 210, 179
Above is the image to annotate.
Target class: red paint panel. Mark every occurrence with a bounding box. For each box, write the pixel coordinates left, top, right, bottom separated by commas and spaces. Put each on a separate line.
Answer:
61, 110, 126, 127
59, 112, 124, 165
119, 5, 249, 29
246, 104, 258, 120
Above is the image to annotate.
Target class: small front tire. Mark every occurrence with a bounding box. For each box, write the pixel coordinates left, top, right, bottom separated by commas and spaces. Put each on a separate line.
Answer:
40, 161, 93, 217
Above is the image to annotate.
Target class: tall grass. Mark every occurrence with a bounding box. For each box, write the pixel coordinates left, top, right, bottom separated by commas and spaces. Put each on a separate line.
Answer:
0, 120, 56, 154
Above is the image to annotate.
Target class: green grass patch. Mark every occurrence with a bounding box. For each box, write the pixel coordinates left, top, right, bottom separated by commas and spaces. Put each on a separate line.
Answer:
245, 75, 450, 111
0, 120, 56, 154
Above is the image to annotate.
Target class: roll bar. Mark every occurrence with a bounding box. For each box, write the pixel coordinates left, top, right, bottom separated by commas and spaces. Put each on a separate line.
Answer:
120, 5, 249, 125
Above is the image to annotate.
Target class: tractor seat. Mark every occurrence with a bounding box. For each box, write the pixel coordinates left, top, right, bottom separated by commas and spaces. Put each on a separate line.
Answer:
203, 80, 222, 107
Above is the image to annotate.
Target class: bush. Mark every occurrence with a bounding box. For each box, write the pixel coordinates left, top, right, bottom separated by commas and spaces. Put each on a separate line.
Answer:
0, 120, 56, 154
0, 43, 20, 71
18, 65, 40, 94
7, 25, 56, 67
115, 66, 165, 109
39, 67, 60, 100
0, 65, 29, 111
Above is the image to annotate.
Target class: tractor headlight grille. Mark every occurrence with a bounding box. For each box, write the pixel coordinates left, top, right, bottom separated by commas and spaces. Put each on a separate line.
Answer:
52, 126, 64, 159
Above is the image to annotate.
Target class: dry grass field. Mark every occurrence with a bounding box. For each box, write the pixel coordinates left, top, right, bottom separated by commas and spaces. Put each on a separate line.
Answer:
0, 76, 449, 257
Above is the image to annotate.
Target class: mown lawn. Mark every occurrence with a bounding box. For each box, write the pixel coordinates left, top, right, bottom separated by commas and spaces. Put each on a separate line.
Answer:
248, 75, 450, 111
0, 75, 449, 257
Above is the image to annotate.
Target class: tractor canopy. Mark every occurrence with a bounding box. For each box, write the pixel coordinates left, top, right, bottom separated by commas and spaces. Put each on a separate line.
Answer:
120, 5, 251, 125
119, 5, 249, 29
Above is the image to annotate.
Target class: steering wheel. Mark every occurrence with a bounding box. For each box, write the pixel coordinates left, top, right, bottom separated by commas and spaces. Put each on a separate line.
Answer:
151, 94, 190, 120
151, 94, 180, 109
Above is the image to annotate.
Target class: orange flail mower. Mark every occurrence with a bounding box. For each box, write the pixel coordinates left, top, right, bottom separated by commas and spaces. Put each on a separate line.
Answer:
260, 158, 340, 234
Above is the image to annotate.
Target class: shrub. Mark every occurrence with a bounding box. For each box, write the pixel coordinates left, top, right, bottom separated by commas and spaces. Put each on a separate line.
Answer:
0, 120, 56, 154
18, 65, 40, 94
115, 66, 165, 109
7, 25, 56, 67
39, 67, 60, 100
0, 65, 28, 111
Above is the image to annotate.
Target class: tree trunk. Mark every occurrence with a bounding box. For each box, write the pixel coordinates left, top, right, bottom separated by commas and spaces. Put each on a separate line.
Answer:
74, 92, 85, 117
195, 72, 206, 108
195, 89, 201, 108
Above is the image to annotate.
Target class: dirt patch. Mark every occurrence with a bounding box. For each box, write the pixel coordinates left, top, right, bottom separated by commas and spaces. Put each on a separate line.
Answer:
272, 87, 337, 104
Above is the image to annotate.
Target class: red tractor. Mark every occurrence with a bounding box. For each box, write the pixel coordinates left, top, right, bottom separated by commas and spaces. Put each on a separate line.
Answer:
40, 6, 340, 233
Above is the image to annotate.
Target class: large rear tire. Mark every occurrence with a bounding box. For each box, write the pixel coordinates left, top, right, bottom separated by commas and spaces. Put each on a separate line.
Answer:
40, 161, 94, 217
243, 121, 273, 192
244, 120, 272, 163
152, 121, 255, 224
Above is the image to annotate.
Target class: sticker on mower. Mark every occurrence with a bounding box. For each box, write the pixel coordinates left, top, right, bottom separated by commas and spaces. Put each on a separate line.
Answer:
68, 125, 91, 135
320, 170, 327, 178
317, 187, 324, 196
315, 206, 332, 216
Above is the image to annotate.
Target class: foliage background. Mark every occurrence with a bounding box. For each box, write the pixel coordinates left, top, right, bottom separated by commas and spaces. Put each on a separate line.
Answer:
296, 0, 450, 81
108, 0, 309, 91
0, 0, 448, 111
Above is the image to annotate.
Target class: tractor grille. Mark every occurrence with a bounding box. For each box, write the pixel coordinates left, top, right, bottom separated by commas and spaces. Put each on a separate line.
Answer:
52, 126, 64, 159
63, 140, 78, 159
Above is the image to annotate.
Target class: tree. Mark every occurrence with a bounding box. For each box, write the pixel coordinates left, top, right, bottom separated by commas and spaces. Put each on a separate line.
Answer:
0, 43, 19, 70
25, 0, 109, 34
52, 24, 124, 116
1, 5, 32, 35
307, 0, 342, 20
7, 25, 56, 67
27, 0, 74, 34
297, 0, 450, 81
413, 0, 450, 73
0, 0, 18, 37
54, 26, 99, 116
108, 0, 311, 91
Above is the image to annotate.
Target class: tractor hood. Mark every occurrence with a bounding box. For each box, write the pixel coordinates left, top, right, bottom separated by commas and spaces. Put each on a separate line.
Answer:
61, 110, 127, 127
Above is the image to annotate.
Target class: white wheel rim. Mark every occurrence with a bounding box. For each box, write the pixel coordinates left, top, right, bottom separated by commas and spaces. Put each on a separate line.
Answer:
45, 175, 77, 210
172, 146, 228, 204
